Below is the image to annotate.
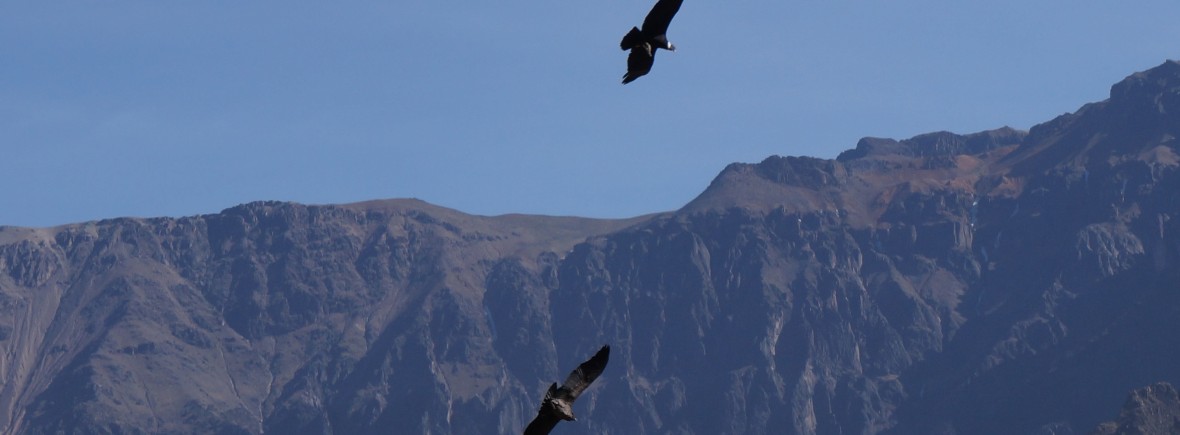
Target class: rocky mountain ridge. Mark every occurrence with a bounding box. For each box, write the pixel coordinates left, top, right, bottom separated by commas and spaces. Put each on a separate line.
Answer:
1, 60, 1179, 434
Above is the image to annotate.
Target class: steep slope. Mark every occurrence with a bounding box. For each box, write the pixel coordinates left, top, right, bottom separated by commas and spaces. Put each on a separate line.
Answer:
1, 60, 1179, 434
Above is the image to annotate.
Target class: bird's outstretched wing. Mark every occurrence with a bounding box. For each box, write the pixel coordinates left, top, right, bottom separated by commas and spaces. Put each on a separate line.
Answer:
623, 45, 654, 84
523, 413, 560, 435
558, 345, 610, 400
640, 0, 684, 37
524, 383, 561, 435
621, 26, 643, 50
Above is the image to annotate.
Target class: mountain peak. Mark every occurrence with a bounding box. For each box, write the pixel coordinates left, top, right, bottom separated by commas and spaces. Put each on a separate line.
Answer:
1000, 60, 1180, 176
1109, 59, 1180, 105
681, 128, 1022, 221
680, 154, 845, 215
836, 127, 1026, 162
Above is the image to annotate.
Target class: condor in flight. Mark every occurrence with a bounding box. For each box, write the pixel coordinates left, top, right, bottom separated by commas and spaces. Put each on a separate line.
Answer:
620, 0, 683, 84
523, 345, 610, 435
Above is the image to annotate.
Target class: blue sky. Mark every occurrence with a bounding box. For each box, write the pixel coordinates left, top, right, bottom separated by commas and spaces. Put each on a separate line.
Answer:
4, 1, 1180, 227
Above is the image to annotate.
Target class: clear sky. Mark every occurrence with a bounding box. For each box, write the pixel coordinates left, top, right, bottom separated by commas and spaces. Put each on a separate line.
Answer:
4, 1, 1180, 227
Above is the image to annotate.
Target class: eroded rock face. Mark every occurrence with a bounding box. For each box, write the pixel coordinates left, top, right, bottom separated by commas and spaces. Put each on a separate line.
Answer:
1, 60, 1180, 434
1091, 383, 1180, 435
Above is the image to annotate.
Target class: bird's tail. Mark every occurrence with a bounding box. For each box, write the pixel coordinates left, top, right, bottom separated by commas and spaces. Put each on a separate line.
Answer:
620, 26, 642, 50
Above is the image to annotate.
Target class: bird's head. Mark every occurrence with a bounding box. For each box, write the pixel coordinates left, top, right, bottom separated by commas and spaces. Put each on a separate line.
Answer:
653, 35, 675, 52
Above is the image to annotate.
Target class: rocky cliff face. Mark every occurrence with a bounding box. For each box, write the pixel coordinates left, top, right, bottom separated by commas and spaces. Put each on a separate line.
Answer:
1091, 382, 1180, 435
2, 60, 1180, 434
0, 202, 647, 434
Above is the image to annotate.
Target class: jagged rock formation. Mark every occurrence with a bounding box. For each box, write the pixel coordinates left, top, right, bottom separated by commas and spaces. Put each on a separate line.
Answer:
2, 60, 1180, 434
1091, 382, 1180, 435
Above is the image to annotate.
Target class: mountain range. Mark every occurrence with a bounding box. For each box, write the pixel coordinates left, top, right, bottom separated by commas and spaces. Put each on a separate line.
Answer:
3, 60, 1180, 434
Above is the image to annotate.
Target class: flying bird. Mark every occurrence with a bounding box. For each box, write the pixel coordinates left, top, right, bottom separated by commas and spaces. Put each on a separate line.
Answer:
523, 345, 611, 435
620, 0, 684, 84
